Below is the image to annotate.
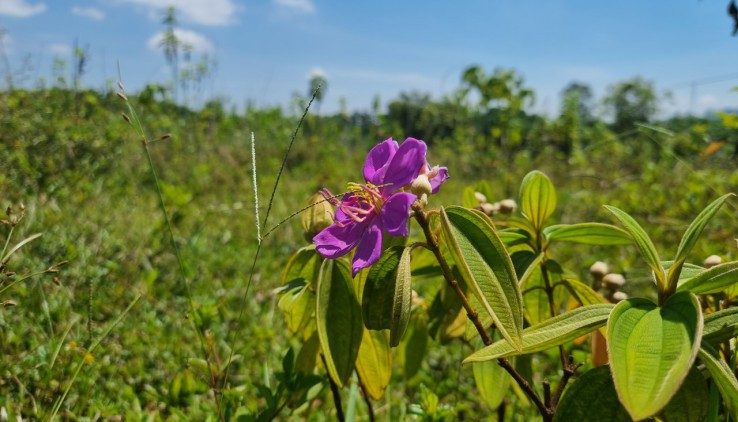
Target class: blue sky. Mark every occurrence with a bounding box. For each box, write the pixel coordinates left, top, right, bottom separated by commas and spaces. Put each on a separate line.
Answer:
2, 0, 738, 117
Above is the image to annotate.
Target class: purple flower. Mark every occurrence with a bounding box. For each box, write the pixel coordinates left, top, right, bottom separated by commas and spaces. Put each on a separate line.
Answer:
313, 137, 448, 276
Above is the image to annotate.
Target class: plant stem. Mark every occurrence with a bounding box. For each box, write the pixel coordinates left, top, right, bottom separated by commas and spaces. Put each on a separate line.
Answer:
540, 262, 568, 368
412, 204, 552, 420
356, 370, 376, 422
322, 355, 345, 421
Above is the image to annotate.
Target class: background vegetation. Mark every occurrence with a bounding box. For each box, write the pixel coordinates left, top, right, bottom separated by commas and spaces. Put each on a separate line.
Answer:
2, 40, 738, 419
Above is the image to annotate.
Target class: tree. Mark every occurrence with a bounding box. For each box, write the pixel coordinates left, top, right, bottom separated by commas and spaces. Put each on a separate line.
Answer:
603, 77, 658, 132
560, 82, 594, 124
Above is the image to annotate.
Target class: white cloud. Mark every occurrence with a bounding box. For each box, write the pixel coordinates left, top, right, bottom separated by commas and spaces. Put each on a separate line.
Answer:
274, 0, 315, 14
72, 6, 105, 21
49, 43, 71, 55
117, 0, 237, 25
699, 94, 718, 106
308, 67, 326, 79
0, 0, 46, 17
147, 29, 214, 53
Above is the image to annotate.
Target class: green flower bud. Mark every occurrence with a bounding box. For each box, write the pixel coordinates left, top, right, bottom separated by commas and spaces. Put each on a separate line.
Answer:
302, 192, 334, 241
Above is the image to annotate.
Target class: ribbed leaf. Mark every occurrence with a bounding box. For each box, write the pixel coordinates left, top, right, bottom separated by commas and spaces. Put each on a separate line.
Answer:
553, 366, 631, 422
282, 245, 321, 285
316, 259, 363, 387
497, 229, 530, 247
668, 193, 734, 290
519, 170, 556, 231
362, 246, 404, 330
278, 280, 315, 339
665, 261, 706, 287
440, 206, 523, 350
604, 205, 665, 291
390, 246, 414, 346
677, 261, 738, 295
355, 329, 391, 400
463, 304, 613, 363
698, 345, 738, 419
399, 312, 428, 379
543, 223, 633, 245
563, 279, 607, 307
521, 259, 568, 325
607, 292, 702, 421
703, 307, 738, 345
661, 366, 710, 422
472, 336, 513, 410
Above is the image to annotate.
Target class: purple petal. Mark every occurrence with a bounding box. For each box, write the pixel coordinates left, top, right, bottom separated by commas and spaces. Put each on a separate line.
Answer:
363, 138, 398, 185
430, 166, 449, 194
381, 192, 416, 236
381, 138, 427, 192
313, 220, 366, 259
351, 218, 383, 276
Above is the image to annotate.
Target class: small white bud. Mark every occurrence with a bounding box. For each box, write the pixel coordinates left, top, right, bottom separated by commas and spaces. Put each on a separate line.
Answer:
410, 174, 432, 197
480, 202, 500, 216
611, 291, 628, 302
499, 199, 517, 214
474, 192, 487, 204
704, 255, 722, 269
602, 273, 626, 290
590, 261, 609, 278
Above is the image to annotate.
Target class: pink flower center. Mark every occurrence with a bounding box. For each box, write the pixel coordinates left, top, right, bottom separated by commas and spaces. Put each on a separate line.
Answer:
321, 182, 385, 228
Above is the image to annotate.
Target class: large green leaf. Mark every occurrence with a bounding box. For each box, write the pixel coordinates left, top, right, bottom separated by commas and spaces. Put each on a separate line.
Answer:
698, 345, 738, 419
543, 223, 633, 246
362, 246, 404, 330
703, 307, 738, 345
553, 366, 631, 422
604, 205, 666, 291
316, 259, 364, 387
282, 245, 321, 285
497, 229, 530, 247
660, 365, 710, 422
563, 279, 607, 307
355, 329, 391, 400
676, 261, 738, 295
463, 304, 613, 363
390, 246, 414, 347
440, 206, 523, 350
607, 292, 702, 421
399, 311, 428, 379
519, 170, 557, 231
668, 193, 734, 290
472, 336, 513, 410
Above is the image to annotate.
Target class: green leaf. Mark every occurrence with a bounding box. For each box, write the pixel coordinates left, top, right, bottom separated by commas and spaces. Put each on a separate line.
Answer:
519, 170, 557, 231
563, 279, 607, 307
664, 261, 706, 287
362, 246, 404, 330
277, 280, 315, 340
462, 186, 479, 208
399, 312, 428, 379
604, 205, 666, 291
676, 261, 738, 294
543, 223, 633, 246
497, 229, 530, 247
316, 259, 364, 387
703, 307, 738, 345
668, 193, 734, 290
472, 337, 513, 410
553, 366, 631, 422
661, 365, 710, 422
521, 259, 568, 325
390, 246, 414, 347
698, 345, 738, 419
463, 304, 613, 363
355, 329, 391, 400
607, 292, 703, 420
440, 206, 524, 350
282, 245, 321, 285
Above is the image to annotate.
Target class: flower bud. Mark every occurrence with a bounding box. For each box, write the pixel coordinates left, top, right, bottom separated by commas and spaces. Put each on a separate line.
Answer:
611, 291, 628, 302
590, 261, 609, 278
704, 255, 722, 269
499, 199, 517, 214
474, 192, 487, 204
480, 202, 500, 216
302, 192, 334, 241
602, 273, 626, 290
410, 174, 432, 197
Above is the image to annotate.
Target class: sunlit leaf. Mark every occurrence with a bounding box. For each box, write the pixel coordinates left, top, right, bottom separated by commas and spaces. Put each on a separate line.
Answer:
282, 245, 321, 285
543, 223, 632, 246
463, 304, 613, 363
604, 205, 665, 291
668, 193, 734, 291
316, 259, 363, 387
521, 259, 568, 325
677, 261, 738, 295
462, 186, 479, 208
390, 246, 415, 347
607, 292, 702, 421
702, 140, 727, 160
399, 312, 428, 379
440, 206, 524, 350
277, 279, 315, 340
519, 170, 556, 231
472, 336, 513, 410
702, 307, 738, 345
355, 329, 391, 400
698, 345, 738, 419
661, 365, 709, 422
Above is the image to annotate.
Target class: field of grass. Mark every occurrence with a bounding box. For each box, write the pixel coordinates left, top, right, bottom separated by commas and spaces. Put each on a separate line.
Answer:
1, 84, 737, 420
